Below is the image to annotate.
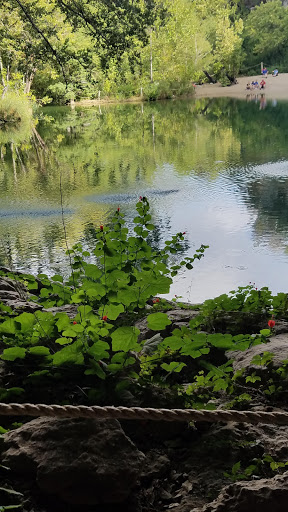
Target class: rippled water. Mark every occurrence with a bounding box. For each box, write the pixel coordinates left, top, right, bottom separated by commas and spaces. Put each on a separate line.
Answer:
1, 97, 288, 302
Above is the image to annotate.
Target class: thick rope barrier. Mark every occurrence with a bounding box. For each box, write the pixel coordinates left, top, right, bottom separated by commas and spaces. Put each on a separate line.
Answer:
0, 403, 288, 426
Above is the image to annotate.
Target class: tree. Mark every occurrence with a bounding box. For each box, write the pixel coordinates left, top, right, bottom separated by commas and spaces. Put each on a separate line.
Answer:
243, 0, 288, 67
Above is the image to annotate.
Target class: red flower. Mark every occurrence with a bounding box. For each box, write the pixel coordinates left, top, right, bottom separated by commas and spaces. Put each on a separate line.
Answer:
102, 315, 108, 321
183, 232, 186, 235
73, 321, 77, 325
139, 196, 143, 201
153, 298, 160, 304
117, 207, 120, 212
100, 225, 103, 231
268, 319, 275, 329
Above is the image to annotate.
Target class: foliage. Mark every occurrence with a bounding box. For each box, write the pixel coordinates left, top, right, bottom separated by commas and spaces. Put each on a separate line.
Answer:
243, 1, 288, 71
225, 454, 288, 482
0, 198, 208, 403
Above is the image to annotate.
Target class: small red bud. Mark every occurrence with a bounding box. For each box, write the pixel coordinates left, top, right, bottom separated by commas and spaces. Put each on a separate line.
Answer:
73, 321, 77, 325
268, 319, 275, 329
139, 196, 143, 201
183, 232, 186, 235
102, 315, 108, 321
117, 207, 120, 212
100, 225, 103, 231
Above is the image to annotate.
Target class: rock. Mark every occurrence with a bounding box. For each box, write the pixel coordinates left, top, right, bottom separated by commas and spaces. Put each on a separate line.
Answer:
3, 417, 145, 505
193, 471, 288, 512
141, 450, 170, 481
166, 309, 199, 322
227, 334, 288, 372
43, 304, 78, 319
0, 277, 27, 300
1, 299, 43, 313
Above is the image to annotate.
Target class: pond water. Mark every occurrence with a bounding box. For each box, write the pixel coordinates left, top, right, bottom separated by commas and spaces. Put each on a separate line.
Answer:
1, 96, 288, 302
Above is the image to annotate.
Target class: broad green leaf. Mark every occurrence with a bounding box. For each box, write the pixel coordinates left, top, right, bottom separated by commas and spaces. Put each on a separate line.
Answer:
29, 346, 50, 356
1, 347, 26, 361
15, 312, 35, 333
147, 313, 172, 331
161, 362, 186, 373
53, 341, 84, 366
62, 324, 84, 337
207, 334, 234, 350
88, 341, 110, 361
85, 364, 106, 379
111, 327, 140, 352
0, 319, 16, 335
55, 313, 71, 331
162, 336, 183, 350
51, 274, 63, 282
83, 264, 102, 279
55, 337, 73, 345
99, 303, 124, 320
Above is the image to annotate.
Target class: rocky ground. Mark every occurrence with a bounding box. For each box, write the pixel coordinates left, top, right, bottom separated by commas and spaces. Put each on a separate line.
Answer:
1, 275, 288, 512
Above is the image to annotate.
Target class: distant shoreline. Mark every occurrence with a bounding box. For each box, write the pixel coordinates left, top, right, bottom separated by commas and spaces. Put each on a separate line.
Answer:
195, 73, 288, 100
73, 74, 288, 107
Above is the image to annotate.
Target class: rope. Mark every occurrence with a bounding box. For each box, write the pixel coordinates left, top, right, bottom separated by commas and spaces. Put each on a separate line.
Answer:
0, 403, 288, 426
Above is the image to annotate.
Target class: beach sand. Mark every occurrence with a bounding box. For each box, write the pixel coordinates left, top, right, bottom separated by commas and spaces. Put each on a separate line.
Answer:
195, 73, 288, 100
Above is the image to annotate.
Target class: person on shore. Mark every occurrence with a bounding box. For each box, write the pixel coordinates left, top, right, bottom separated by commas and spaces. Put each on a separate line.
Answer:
254, 80, 259, 88
260, 79, 266, 89
272, 69, 279, 77
262, 67, 268, 77
246, 82, 251, 90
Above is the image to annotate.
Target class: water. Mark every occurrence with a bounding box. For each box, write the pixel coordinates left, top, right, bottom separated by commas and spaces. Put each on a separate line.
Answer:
1, 96, 288, 302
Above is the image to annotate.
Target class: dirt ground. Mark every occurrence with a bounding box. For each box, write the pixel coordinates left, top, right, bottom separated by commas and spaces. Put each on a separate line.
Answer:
195, 73, 288, 100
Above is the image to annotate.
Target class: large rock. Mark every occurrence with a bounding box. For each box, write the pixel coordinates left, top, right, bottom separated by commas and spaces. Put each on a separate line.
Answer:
3, 417, 145, 505
0, 277, 27, 300
227, 334, 288, 372
192, 472, 288, 512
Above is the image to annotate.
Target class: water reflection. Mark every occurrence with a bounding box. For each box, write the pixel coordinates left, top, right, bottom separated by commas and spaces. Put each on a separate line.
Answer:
1, 98, 288, 300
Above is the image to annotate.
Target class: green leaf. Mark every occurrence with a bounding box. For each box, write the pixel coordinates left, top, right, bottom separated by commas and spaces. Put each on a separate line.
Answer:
53, 341, 84, 366
162, 336, 183, 350
0, 319, 16, 334
29, 346, 50, 356
260, 329, 271, 337
88, 341, 110, 361
51, 274, 63, 283
1, 347, 26, 361
85, 363, 106, 379
55, 337, 73, 345
147, 313, 172, 331
84, 263, 103, 280
207, 334, 234, 350
55, 313, 71, 331
161, 362, 186, 373
111, 327, 140, 352
15, 313, 35, 332
99, 303, 124, 321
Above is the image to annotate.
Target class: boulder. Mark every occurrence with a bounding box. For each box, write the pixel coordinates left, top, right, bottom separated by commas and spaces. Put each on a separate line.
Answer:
192, 471, 288, 512
3, 417, 145, 505
0, 277, 27, 300
43, 304, 78, 318
227, 334, 288, 372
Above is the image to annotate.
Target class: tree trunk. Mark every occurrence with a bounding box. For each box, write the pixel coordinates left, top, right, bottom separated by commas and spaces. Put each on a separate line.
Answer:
203, 70, 216, 84
24, 68, 36, 94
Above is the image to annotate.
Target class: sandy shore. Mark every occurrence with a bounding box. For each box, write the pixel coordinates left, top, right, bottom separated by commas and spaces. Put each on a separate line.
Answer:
195, 73, 288, 100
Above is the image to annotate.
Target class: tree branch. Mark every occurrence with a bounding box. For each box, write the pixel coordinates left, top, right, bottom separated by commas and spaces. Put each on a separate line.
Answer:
13, 0, 68, 85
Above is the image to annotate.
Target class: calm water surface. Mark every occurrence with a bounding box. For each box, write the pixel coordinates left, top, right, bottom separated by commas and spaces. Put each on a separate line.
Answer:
1, 96, 288, 302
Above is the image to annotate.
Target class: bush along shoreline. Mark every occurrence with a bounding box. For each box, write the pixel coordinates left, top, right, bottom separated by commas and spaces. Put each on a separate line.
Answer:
1, 198, 288, 511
